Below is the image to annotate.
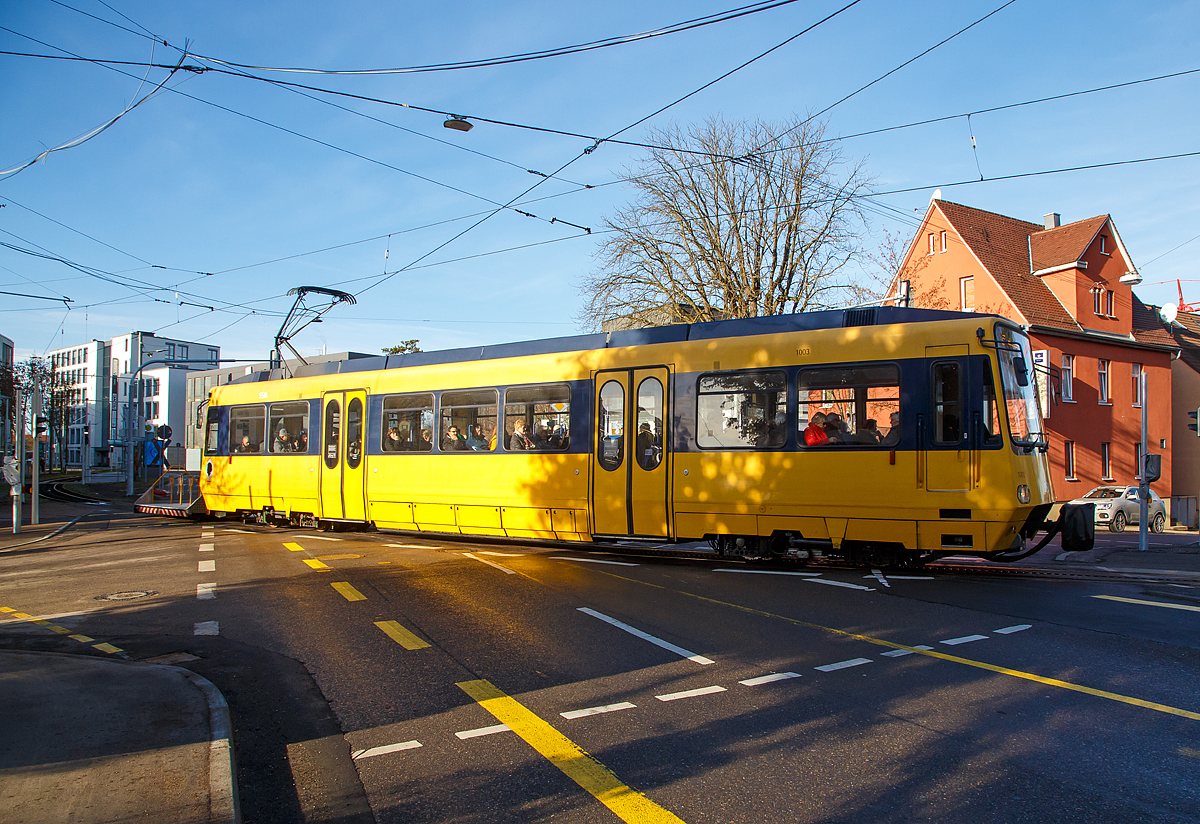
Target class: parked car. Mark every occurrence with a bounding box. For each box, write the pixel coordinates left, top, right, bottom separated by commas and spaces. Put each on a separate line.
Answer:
1069, 486, 1167, 533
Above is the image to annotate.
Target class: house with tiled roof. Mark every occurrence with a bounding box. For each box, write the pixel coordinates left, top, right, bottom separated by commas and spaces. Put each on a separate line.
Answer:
1168, 310, 1200, 525
888, 199, 1178, 507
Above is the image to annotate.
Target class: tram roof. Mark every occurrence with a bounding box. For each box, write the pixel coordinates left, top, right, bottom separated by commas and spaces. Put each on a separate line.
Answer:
236, 306, 994, 384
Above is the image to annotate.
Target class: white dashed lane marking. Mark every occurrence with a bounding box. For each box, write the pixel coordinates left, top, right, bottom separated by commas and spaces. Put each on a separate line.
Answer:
477, 551, 522, 557
561, 702, 637, 719
304, 535, 343, 542
463, 552, 515, 574
193, 621, 219, 636
199, 543, 214, 552
656, 685, 727, 702
578, 607, 715, 665
714, 569, 823, 577
815, 657, 873, 672
994, 624, 1032, 634
456, 724, 510, 740
740, 672, 802, 686
805, 579, 875, 591
196, 583, 216, 600
552, 556, 639, 567
352, 741, 422, 760
198, 559, 215, 573
941, 634, 989, 646
881, 645, 935, 657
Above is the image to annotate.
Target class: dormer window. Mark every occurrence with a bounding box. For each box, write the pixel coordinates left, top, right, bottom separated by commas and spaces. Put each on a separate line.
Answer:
1099, 234, 1109, 255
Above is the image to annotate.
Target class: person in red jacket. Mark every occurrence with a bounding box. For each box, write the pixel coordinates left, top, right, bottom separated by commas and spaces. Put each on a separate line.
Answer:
804, 412, 830, 446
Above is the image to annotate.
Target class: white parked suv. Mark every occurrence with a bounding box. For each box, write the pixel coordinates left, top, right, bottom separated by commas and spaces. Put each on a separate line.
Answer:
1068, 486, 1167, 533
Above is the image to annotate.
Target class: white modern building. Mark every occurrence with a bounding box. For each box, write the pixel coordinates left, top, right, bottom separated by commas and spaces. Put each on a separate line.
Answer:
1, 332, 13, 456
48, 332, 219, 470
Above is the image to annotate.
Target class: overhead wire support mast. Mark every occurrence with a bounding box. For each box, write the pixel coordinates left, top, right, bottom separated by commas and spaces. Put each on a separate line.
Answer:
273, 286, 357, 376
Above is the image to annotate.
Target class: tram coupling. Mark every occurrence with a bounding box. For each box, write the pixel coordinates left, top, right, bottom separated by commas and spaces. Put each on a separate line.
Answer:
987, 502, 1095, 562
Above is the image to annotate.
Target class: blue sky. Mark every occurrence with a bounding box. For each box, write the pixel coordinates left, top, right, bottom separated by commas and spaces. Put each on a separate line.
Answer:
2, 0, 1198, 361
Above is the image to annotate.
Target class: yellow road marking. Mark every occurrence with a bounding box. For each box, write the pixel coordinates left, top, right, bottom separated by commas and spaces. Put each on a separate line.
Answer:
1093, 594, 1200, 614
49, 626, 70, 634
31, 619, 49, 625
593, 570, 1200, 723
11, 612, 31, 620
374, 620, 429, 650
1181, 747, 1200, 759
92, 643, 122, 654
284, 542, 306, 552
0, 607, 14, 613
458, 679, 686, 824
332, 582, 367, 602
303, 559, 329, 569
69, 634, 94, 642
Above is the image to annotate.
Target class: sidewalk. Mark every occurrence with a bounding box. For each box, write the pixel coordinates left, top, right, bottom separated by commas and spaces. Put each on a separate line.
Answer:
0, 650, 238, 824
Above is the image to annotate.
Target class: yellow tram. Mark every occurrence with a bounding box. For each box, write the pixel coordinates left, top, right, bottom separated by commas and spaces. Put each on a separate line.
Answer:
199, 307, 1055, 565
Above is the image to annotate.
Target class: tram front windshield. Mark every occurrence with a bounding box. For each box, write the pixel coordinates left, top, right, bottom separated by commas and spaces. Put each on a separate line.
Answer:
996, 326, 1044, 447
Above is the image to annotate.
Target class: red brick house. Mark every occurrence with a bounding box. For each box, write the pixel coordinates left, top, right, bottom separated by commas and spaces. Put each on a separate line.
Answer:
889, 199, 1178, 504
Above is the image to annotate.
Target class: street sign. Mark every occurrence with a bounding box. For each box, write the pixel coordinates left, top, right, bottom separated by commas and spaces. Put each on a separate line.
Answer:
2, 458, 18, 486
157, 424, 172, 440
144, 440, 161, 467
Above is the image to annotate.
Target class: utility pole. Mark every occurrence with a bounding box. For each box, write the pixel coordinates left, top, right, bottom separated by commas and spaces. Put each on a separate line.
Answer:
1138, 369, 1149, 553
11, 386, 22, 533
30, 381, 40, 526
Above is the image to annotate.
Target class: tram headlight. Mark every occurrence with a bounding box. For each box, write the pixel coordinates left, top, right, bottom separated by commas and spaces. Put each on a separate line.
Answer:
1016, 484, 1031, 504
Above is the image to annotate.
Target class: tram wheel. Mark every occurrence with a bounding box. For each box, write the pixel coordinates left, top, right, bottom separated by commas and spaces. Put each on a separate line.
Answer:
1109, 512, 1126, 533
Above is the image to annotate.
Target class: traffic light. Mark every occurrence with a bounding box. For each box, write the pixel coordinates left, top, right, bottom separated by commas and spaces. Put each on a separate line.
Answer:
156, 424, 172, 440
1190, 407, 1200, 435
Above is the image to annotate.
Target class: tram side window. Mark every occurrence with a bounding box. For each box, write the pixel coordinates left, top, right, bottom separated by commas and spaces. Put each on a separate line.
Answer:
204, 407, 222, 455
441, 389, 498, 452
381, 394, 434, 452
932, 362, 962, 445
504, 385, 570, 451
981, 365, 1002, 446
268, 401, 310, 454
798, 365, 900, 447
230, 405, 266, 454
696, 371, 786, 449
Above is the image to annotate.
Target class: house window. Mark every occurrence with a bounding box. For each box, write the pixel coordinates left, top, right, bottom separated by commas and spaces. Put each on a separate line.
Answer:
166, 343, 175, 360
179, 345, 188, 361
1105, 290, 1114, 317
1061, 354, 1074, 401
1131, 363, 1142, 407
1101, 442, 1112, 480
1065, 440, 1076, 480
1100, 234, 1109, 255
208, 348, 218, 364
960, 277, 975, 311
1098, 359, 1110, 403
928, 234, 936, 255
940, 231, 947, 253
1093, 288, 1102, 316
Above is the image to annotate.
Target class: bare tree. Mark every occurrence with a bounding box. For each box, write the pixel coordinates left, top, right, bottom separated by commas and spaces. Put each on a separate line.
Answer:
579, 116, 872, 331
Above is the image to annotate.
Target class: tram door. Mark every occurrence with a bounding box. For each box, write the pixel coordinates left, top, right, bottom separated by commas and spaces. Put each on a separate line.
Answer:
924, 348, 975, 492
319, 390, 368, 521
592, 368, 671, 538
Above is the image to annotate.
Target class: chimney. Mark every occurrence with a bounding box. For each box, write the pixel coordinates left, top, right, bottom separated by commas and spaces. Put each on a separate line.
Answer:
1044, 212, 1061, 230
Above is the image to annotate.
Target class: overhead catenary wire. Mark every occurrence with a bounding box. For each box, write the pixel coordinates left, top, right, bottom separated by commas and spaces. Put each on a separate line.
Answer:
349, 0, 867, 299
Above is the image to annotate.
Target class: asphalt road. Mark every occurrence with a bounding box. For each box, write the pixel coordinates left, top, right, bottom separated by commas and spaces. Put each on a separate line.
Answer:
1, 510, 1198, 823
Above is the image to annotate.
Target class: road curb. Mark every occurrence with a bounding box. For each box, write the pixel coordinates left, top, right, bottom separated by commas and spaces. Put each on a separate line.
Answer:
166, 666, 242, 824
